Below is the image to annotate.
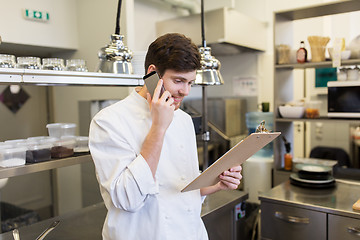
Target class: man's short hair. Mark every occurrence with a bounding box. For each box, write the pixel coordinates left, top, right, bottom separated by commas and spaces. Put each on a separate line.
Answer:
144, 33, 201, 76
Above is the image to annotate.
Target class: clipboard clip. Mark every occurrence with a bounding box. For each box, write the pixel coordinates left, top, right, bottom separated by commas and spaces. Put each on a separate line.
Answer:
255, 120, 269, 133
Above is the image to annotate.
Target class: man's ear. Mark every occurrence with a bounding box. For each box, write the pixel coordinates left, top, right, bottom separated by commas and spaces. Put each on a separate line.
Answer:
147, 64, 156, 74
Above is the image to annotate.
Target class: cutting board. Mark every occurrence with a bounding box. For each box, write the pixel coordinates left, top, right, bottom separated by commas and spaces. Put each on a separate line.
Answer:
353, 198, 360, 211
182, 132, 281, 192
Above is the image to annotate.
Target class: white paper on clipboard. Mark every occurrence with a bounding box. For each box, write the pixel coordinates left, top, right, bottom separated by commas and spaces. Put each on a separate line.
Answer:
181, 132, 281, 192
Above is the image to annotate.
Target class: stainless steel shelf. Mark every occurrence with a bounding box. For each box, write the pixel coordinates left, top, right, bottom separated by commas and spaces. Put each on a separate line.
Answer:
276, 117, 360, 124
275, 59, 360, 69
0, 68, 144, 86
275, 0, 360, 21
0, 154, 92, 179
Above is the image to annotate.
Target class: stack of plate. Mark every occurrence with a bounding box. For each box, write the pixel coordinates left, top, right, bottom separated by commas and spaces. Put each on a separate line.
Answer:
290, 164, 335, 188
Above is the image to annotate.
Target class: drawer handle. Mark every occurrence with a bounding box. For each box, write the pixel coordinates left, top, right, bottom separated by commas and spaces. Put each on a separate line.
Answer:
274, 211, 310, 224
347, 227, 360, 236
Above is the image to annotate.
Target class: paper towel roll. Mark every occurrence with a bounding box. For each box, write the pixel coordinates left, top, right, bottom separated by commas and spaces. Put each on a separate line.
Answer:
243, 156, 273, 203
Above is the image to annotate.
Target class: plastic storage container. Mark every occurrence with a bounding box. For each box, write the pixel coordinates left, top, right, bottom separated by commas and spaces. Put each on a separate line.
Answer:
74, 136, 89, 153
305, 101, 321, 119
61, 123, 76, 136
46, 123, 77, 138
26, 143, 52, 163
0, 147, 27, 167
50, 138, 75, 158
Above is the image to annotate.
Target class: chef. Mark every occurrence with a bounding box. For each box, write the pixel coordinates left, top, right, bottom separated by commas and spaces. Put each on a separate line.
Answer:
89, 33, 242, 240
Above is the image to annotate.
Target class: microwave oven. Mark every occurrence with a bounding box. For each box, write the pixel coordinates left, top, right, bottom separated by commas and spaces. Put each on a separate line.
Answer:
327, 81, 360, 118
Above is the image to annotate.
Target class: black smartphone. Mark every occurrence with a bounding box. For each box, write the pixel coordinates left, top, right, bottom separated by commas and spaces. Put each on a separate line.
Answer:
143, 71, 165, 98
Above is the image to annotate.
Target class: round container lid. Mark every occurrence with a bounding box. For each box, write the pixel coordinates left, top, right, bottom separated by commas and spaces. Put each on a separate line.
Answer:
61, 123, 77, 129
52, 139, 76, 147
46, 123, 63, 129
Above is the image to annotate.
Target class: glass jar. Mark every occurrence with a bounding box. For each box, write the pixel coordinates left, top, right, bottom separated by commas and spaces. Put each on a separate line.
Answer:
66, 59, 88, 72
16, 57, 41, 69
337, 67, 347, 81
0, 54, 16, 68
42, 58, 65, 71
347, 66, 359, 81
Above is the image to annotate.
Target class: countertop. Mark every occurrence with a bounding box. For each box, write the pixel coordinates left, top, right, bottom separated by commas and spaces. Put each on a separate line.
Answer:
259, 179, 360, 219
0, 190, 248, 239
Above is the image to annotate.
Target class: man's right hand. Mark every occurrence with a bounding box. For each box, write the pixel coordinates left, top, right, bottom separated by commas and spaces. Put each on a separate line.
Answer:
147, 79, 175, 132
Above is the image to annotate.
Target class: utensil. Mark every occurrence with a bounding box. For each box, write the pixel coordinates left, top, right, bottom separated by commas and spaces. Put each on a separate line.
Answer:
35, 220, 60, 240
12, 229, 20, 240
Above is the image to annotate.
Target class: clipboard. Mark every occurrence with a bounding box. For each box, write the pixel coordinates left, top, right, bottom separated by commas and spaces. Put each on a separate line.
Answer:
181, 132, 281, 192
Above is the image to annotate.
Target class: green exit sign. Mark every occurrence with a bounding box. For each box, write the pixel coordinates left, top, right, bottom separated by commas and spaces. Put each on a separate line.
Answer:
23, 9, 50, 22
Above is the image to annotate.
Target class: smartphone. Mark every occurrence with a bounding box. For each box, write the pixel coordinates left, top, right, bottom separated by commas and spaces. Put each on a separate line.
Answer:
143, 71, 165, 98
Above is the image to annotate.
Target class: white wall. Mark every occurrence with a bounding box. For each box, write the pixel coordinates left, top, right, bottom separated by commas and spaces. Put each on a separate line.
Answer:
0, 0, 78, 50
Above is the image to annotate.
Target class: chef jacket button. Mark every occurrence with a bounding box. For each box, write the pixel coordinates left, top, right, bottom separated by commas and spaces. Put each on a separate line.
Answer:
165, 215, 169, 220
187, 208, 192, 213
179, 144, 184, 149
181, 176, 186, 181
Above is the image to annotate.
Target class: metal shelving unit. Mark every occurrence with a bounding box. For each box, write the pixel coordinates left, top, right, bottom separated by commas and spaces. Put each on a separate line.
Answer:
276, 117, 360, 124
0, 68, 144, 86
273, 0, 360, 186
0, 69, 143, 179
0, 154, 92, 179
275, 59, 360, 69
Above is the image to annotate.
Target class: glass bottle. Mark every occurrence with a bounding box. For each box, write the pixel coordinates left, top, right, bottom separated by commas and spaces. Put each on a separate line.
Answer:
296, 41, 307, 63
283, 137, 293, 171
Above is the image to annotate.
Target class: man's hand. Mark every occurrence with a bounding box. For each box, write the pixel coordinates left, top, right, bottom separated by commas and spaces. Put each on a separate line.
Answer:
147, 79, 174, 131
218, 165, 242, 190
200, 165, 242, 196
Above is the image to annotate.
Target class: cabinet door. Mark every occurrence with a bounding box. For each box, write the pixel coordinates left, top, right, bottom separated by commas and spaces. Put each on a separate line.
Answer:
261, 201, 326, 240
329, 214, 360, 240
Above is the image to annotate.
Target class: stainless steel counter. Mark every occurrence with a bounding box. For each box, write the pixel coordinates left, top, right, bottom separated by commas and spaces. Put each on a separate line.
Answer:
0, 190, 248, 239
259, 180, 360, 219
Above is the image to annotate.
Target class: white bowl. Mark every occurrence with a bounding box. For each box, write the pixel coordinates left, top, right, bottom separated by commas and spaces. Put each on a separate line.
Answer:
328, 48, 351, 60
341, 50, 351, 60
278, 106, 305, 118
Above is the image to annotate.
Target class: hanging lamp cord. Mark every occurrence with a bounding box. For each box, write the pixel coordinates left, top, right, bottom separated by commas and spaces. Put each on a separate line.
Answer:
201, 0, 206, 47
115, 0, 122, 35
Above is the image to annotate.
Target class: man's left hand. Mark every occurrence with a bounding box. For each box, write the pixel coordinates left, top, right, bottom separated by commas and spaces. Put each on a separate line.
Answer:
218, 165, 242, 190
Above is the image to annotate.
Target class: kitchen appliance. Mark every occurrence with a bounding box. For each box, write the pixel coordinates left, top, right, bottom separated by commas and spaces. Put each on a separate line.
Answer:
327, 81, 360, 118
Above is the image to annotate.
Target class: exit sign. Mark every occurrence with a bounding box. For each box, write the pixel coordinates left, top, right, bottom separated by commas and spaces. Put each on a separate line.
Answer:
23, 9, 50, 22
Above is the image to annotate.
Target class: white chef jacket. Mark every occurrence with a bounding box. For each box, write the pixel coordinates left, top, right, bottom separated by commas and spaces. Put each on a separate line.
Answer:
89, 89, 208, 240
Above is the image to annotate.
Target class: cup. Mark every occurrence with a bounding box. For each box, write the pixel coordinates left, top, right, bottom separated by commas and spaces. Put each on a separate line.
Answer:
258, 102, 270, 112
0, 54, 16, 68
16, 57, 41, 69
66, 59, 88, 72
42, 58, 65, 71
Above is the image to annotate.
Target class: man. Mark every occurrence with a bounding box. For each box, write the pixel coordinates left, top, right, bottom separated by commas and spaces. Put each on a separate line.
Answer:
89, 33, 242, 240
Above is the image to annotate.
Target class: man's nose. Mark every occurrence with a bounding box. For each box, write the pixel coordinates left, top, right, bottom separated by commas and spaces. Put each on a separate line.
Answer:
179, 84, 191, 96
